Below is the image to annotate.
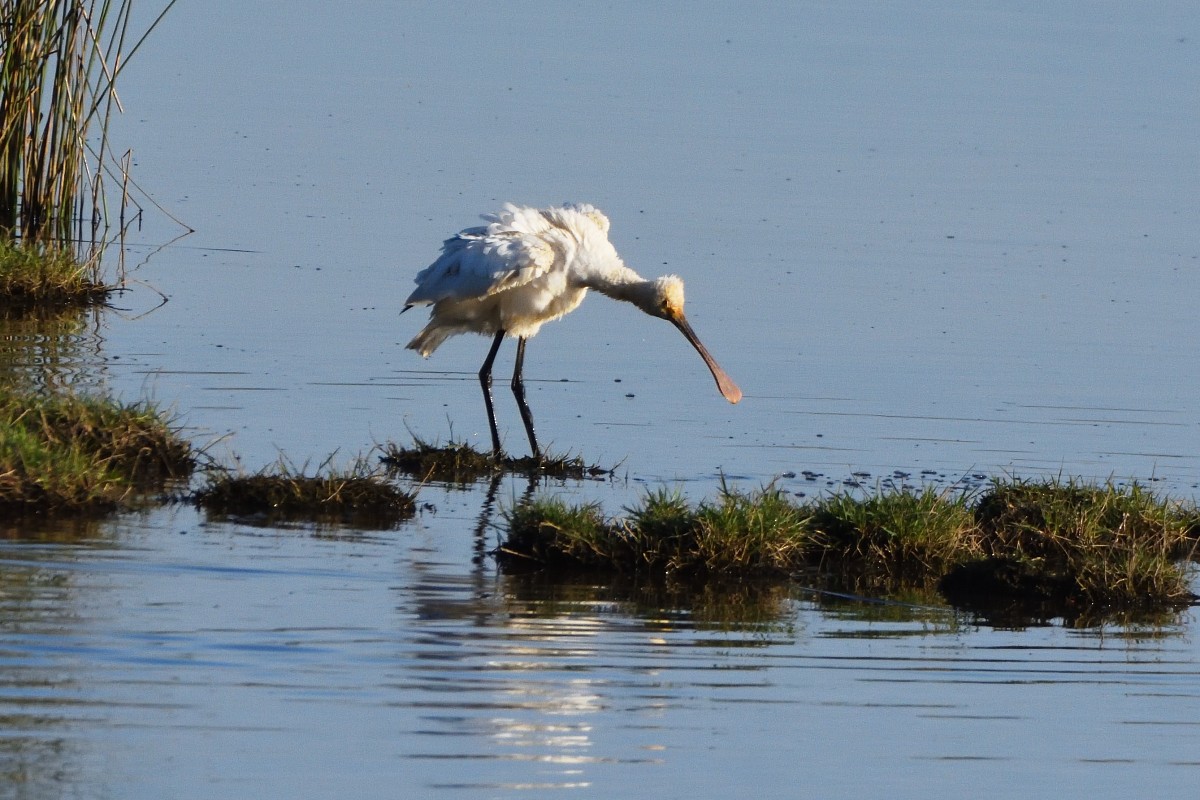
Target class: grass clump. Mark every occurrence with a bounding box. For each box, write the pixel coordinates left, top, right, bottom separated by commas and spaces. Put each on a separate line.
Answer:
381, 435, 609, 483
498, 478, 1200, 619
0, 387, 193, 513
502, 495, 613, 567
941, 479, 1197, 614
690, 486, 813, 573
195, 457, 416, 528
0, 241, 108, 308
381, 437, 498, 484
810, 486, 980, 579
500, 485, 813, 576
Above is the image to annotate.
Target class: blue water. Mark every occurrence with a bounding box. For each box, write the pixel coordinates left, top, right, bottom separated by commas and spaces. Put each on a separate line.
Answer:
93, 0, 1199, 492
3, 498, 1200, 799
2, 2, 1199, 797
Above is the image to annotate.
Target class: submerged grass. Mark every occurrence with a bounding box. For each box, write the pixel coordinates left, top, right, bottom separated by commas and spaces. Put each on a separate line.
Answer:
0, 386, 194, 513
195, 456, 416, 528
381, 436, 609, 483
381, 437, 497, 484
498, 478, 1200, 617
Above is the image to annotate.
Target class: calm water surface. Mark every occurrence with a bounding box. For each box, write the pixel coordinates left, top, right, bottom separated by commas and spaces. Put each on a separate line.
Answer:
3, 2, 1200, 797
3, 495, 1200, 798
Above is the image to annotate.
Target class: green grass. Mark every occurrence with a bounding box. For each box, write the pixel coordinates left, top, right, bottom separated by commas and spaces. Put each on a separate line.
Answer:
810, 485, 979, 579
689, 486, 813, 573
501, 485, 813, 575
0, 240, 108, 308
195, 456, 416, 528
0, 386, 194, 513
497, 478, 1200, 617
502, 495, 612, 567
381, 436, 609, 483
942, 478, 1198, 613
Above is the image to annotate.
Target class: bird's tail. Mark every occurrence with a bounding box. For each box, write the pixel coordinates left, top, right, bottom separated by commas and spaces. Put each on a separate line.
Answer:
406, 324, 454, 358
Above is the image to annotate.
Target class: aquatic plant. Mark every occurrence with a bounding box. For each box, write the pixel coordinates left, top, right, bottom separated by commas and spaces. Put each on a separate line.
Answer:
942, 478, 1197, 612
0, 386, 193, 513
0, 238, 108, 307
502, 495, 612, 568
501, 485, 812, 575
689, 485, 813, 573
381, 436, 499, 483
0, 0, 176, 279
195, 456, 416, 528
810, 485, 980, 579
497, 478, 1199, 616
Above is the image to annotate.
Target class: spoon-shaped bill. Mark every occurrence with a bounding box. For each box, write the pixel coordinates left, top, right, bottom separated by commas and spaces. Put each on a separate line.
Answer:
671, 315, 742, 404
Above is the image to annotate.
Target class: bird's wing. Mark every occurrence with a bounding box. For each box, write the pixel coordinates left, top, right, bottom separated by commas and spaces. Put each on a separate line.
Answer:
405, 226, 556, 306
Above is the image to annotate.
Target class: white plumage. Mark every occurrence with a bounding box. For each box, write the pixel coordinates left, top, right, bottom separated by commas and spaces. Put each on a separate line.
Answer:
404, 202, 741, 457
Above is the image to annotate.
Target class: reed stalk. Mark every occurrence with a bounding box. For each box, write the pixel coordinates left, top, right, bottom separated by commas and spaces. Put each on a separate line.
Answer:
0, 0, 174, 279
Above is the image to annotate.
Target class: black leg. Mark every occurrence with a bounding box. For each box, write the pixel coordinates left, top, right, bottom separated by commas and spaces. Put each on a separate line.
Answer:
511, 336, 539, 458
479, 331, 505, 456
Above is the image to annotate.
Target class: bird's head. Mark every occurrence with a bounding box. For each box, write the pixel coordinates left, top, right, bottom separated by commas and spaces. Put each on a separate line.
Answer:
647, 275, 687, 322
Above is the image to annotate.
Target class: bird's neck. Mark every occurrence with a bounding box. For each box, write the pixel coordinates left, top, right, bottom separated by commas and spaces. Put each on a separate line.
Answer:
581, 264, 654, 306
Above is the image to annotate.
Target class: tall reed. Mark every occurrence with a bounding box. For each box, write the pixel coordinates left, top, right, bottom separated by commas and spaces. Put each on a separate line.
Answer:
0, 0, 174, 275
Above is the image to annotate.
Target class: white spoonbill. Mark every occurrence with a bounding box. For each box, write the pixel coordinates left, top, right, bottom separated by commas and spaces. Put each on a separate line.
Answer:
403, 202, 742, 457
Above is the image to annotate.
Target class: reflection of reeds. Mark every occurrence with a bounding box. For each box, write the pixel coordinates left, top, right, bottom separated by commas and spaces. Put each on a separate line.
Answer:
501, 571, 803, 631
0, 1, 174, 270
0, 301, 103, 392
